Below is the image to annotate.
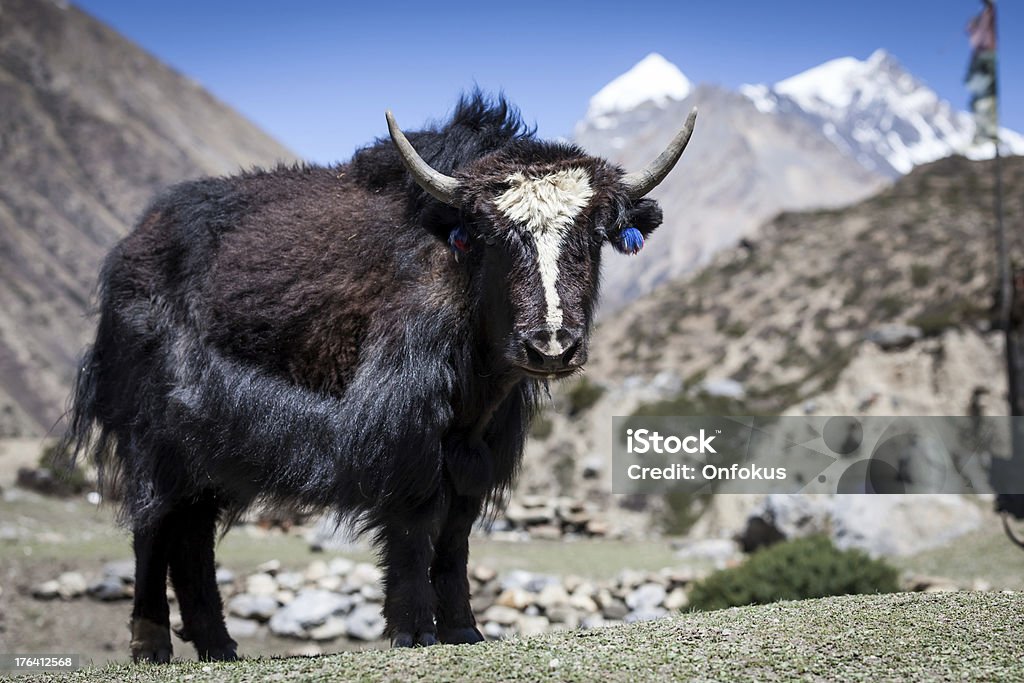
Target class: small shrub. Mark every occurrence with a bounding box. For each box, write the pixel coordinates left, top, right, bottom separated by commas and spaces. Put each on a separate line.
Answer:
529, 414, 554, 440
875, 294, 906, 319
910, 264, 932, 288
18, 442, 91, 497
661, 491, 712, 536
686, 535, 899, 612
565, 377, 606, 417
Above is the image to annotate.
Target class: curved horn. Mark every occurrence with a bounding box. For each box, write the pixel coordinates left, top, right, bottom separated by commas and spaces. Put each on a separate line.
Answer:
621, 107, 698, 200
385, 110, 460, 206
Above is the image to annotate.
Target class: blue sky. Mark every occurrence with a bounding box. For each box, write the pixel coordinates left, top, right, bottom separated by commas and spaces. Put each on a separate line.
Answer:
75, 0, 1021, 164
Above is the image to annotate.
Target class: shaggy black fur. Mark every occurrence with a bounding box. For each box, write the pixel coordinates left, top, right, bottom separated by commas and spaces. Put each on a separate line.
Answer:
58, 92, 666, 660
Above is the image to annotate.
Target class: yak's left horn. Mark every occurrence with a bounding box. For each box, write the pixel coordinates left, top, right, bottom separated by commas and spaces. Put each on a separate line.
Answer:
621, 107, 698, 200
385, 111, 461, 206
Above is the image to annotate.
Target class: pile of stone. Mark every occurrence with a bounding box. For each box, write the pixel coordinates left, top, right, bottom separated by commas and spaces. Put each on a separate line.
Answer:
469, 565, 694, 639
497, 495, 609, 540
31, 560, 134, 601
226, 558, 387, 642
30, 558, 698, 643
31, 555, 989, 644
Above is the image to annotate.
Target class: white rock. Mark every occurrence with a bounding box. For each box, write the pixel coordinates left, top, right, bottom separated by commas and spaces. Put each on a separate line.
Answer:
569, 591, 598, 613
88, 575, 131, 601
536, 583, 570, 610
268, 589, 353, 637
245, 573, 278, 597
226, 616, 260, 638
345, 604, 385, 641
471, 565, 497, 583
616, 568, 646, 590
316, 575, 343, 592
546, 606, 579, 628
309, 616, 348, 641
360, 584, 384, 602
482, 621, 506, 639
516, 615, 550, 637
699, 377, 745, 399
256, 559, 281, 575
866, 324, 922, 350
275, 571, 304, 592
32, 580, 60, 600
215, 568, 236, 585
304, 560, 329, 582
347, 563, 382, 589
328, 557, 355, 576
664, 587, 689, 611
228, 593, 278, 621
57, 571, 87, 599
482, 605, 521, 626
626, 583, 667, 610
496, 587, 535, 610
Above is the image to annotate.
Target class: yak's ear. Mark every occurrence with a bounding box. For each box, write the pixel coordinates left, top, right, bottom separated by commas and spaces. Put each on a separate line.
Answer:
611, 199, 663, 255
628, 199, 663, 238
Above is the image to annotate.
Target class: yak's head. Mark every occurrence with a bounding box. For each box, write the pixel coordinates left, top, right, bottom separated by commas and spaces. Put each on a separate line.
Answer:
386, 108, 696, 380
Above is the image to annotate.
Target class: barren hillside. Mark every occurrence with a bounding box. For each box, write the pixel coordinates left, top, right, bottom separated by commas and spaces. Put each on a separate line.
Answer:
0, 0, 294, 435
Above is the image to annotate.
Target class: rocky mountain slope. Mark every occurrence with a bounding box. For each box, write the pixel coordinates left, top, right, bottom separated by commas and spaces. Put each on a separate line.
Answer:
0, 0, 293, 436
519, 155, 1022, 535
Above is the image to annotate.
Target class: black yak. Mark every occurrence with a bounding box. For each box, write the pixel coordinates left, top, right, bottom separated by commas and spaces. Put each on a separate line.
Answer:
59, 94, 696, 662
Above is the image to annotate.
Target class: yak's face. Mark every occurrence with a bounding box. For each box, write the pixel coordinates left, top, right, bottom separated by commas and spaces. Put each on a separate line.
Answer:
459, 160, 663, 379
384, 107, 695, 380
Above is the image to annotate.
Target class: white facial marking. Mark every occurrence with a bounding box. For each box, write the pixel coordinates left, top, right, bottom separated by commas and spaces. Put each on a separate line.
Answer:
494, 168, 593, 354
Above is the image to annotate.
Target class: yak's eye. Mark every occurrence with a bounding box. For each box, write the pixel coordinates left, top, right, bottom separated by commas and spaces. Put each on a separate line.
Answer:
593, 225, 608, 245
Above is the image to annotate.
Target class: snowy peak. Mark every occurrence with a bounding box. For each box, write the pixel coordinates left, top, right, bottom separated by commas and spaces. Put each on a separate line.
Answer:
740, 49, 1024, 176
773, 48, 937, 121
585, 53, 692, 124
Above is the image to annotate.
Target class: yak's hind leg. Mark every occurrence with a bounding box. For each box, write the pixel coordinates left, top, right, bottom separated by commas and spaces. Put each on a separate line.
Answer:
130, 520, 174, 663
379, 495, 446, 647
432, 493, 485, 645
167, 492, 237, 661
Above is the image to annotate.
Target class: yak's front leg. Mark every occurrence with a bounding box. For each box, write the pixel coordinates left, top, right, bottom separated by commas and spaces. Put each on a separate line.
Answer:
380, 495, 445, 647
432, 492, 485, 644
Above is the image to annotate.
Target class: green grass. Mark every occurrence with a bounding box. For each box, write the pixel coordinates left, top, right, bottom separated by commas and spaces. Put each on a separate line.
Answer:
24, 592, 1023, 682
0, 494, 680, 578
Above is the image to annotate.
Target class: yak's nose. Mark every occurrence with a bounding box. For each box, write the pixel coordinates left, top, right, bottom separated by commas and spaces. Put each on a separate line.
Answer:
521, 327, 585, 374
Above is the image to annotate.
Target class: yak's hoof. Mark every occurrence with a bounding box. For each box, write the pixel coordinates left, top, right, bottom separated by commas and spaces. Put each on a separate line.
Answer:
197, 640, 239, 662
438, 626, 484, 645
391, 631, 438, 648
130, 618, 173, 664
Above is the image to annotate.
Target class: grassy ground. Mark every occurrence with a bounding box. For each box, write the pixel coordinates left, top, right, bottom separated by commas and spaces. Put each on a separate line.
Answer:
0, 491, 683, 666
12, 592, 1021, 683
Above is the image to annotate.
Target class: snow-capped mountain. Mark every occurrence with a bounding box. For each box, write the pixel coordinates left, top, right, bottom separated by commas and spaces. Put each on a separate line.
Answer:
741, 49, 1024, 177
575, 55, 886, 310
585, 53, 691, 127
574, 50, 1023, 310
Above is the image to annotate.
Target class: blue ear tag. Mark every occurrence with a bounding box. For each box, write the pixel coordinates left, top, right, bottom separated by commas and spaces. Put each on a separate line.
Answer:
615, 227, 644, 255
448, 225, 470, 256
